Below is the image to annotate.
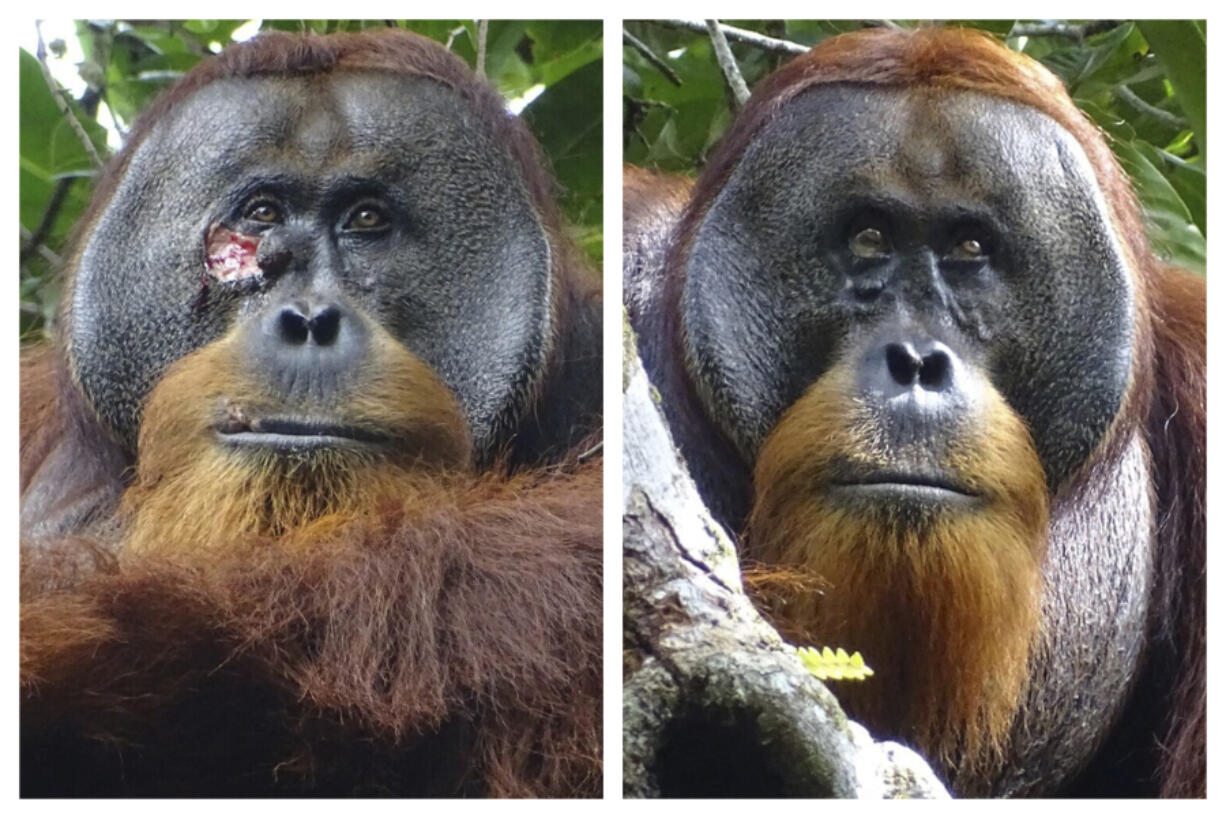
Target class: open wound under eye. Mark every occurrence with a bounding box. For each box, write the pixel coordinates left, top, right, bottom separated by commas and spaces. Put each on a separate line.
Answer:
205, 224, 263, 283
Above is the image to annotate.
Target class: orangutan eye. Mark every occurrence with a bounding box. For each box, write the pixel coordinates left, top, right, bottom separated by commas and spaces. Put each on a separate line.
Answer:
244, 200, 283, 224
850, 226, 890, 258
344, 206, 389, 232
950, 237, 987, 261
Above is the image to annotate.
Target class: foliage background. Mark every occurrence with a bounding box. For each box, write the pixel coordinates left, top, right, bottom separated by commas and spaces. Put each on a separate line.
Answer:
19, 19, 603, 338
624, 19, 1205, 273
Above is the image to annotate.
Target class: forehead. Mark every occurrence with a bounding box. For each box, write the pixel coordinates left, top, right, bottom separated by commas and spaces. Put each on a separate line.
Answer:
741, 84, 1096, 205
147, 71, 483, 175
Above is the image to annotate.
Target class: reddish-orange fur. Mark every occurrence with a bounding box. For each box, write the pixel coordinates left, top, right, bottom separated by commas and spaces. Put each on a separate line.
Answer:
651, 26, 1203, 796
122, 324, 472, 558
22, 456, 602, 796
21, 326, 603, 794
19, 345, 64, 491
748, 362, 1047, 776
21, 28, 603, 797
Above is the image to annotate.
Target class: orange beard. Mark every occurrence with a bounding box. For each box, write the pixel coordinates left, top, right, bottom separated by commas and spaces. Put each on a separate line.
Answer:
121, 330, 473, 559
746, 363, 1048, 776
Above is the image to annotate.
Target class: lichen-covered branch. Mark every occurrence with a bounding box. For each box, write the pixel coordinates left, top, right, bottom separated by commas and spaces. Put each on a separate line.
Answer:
1116, 85, 1188, 131
705, 20, 751, 109
475, 20, 488, 78
654, 19, 808, 56
621, 317, 949, 798
1010, 20, 1122, 40
34, 21, 103, 171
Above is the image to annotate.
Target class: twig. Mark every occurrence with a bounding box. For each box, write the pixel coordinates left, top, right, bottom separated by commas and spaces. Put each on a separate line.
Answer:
624, 28, 682, 87
35, 21, 104, 171
475, 20, 488, 78
444, 25, 465, 50
706, 19, 750, 109
1011, 20, 1122, 41
23, 83, 102, 263
20, 226, 64, 267
656, 19, 807, 56
104, 97, 127, 140
1116, 85, 1188, 131
21, 179, 74, 262
624, 97, 675, 151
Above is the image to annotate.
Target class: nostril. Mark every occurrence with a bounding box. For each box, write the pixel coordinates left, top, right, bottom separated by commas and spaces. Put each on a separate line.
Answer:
885, 343, 922, 386
919, 349, 953, 391
278, 307, 310, 345
308, 306, 341, 346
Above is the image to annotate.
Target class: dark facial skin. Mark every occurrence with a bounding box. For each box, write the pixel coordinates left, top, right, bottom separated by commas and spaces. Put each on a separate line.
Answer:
68, 71, 551, 456
682, 84, 1135, 493
671, 83, 1153, 795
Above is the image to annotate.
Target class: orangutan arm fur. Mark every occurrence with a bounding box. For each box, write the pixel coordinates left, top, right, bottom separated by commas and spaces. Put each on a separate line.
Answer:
20, 458, 603, 797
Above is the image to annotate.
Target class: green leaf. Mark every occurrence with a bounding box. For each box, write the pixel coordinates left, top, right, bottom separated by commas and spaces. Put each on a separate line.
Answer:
18, 48, 107, 257
1137, 143, 1206, 236
797, 645, 875, 682
1111, 138, 1206, 271
952, 20, 1017, 36
622, 31, 730, 171
522, 59, 602, 264
1076, 99, 1136, 142
1039, 22, 1136, 92
19, 46, 105, 335
103, 26, 206, 124
482, 21, 534, 98
525, 21, 602, 86
262, 20, 309, 33
1137, 21, 1206, 153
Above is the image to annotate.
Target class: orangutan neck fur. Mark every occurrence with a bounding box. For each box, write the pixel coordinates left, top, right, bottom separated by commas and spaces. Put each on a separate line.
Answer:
120, 332, 473, 558
746, 363, 1048, 777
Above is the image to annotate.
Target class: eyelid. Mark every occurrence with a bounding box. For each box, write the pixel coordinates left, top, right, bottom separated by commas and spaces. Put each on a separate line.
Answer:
342, 201, 391, 231
242, 196, 283, 224
949, 234, 990, 260
849, 224, 891, 258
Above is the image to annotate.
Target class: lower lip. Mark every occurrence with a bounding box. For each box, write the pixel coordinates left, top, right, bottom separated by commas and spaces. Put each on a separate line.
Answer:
828, 482, 979, 506
217, 431, 377, 451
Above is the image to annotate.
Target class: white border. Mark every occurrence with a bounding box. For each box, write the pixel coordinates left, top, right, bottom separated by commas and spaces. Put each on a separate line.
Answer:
5, 4, 1222, 811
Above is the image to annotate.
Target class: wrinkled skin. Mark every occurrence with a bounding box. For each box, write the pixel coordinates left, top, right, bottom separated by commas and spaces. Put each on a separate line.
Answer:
68, 72, 552, 458
633, 85, 1156, 796
683, 86, 1133, 487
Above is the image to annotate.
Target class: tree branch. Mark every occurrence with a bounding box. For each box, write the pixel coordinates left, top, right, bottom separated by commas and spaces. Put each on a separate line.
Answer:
20, 226, 64, 267
705, 20, 751, 109
624, 28, 683, 87
475, 20, 488, 78
35, 21, 104, 171
622, 316, 949, 798
1116, 85, 1189, 131
20, 178, 74, 262
444, 25, 466, 51
655, 19, 808, 56
1010, 20, 1122, 40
